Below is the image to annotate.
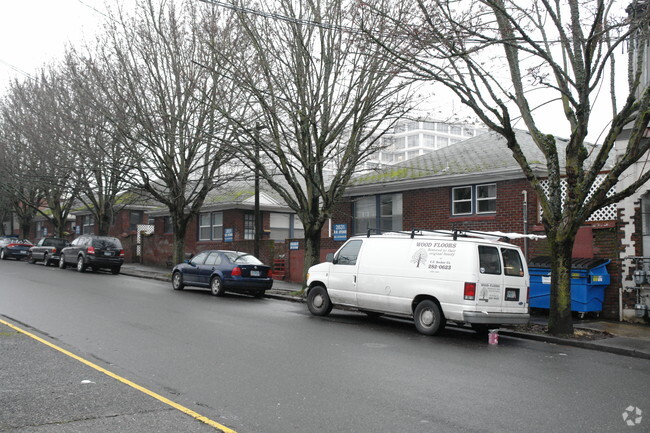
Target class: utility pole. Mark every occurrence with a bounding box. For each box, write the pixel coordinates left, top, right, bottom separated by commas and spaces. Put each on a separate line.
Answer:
253, 123, 265, 258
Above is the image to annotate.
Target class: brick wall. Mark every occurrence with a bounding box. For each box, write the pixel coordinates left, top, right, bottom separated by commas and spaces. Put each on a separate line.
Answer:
332, 179, 536, 251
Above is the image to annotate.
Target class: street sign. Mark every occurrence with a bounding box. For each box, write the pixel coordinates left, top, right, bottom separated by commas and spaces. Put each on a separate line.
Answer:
333, 224, 347, 241
224, 228, 234, 242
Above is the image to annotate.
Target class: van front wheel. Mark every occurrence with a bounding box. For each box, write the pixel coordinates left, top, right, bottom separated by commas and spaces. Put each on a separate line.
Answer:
414, 300, 444, 336
307, 286, 333, 316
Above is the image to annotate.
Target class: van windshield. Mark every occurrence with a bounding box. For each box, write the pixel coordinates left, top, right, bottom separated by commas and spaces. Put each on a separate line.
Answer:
335, 240, 362, 266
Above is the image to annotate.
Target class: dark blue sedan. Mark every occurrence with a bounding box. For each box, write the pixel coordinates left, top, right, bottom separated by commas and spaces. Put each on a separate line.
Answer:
171, 250, 273, 297
0, 237, 33, 260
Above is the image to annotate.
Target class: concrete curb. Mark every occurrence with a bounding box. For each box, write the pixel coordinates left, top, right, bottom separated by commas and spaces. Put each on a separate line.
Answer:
121, 269, 649, 360
120, 270, 170, 283
499, 329, 650, 360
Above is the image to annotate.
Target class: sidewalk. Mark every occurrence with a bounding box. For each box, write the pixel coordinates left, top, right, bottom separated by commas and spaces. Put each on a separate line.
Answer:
120, 263, 650, 360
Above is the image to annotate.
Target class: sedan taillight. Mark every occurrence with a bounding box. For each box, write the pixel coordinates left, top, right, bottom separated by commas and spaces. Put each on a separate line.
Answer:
231, 266, 242, 277
119, 249, 125, 257
87, 246, 95, 255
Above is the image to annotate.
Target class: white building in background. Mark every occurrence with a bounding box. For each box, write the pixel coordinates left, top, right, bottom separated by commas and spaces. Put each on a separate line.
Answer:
363, 119, 484, 171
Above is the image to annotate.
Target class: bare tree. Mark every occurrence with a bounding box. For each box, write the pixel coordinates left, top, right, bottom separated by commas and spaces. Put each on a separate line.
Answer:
62, 53, 139, 236
210, 0, 413, 280
363, 0, 650, 335
0, 75, 63, 238
86, 0, 244, 263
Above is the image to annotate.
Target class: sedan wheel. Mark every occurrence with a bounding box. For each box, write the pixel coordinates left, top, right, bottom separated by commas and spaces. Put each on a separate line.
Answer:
172, 272, 184, 290
27, 252, 35, 264
59, 254, 67, 269
43, 253, 50, 267
210, 276, 225, 296
0, 249, 6, 260
76, 256, 86, 273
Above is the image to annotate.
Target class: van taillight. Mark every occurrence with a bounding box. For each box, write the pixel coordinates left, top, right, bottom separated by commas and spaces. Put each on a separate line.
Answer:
526, 286, 530, 305
464, 282, 476, 300
87, 246, 95, 255
231, 267, 242, 277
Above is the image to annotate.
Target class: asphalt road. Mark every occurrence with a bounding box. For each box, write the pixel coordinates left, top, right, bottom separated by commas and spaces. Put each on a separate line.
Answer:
1, 259, 648, 433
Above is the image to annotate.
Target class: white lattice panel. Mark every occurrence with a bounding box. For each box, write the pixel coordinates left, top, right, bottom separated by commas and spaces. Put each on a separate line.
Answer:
136, 224, 155, 256
540, 175, 616, 222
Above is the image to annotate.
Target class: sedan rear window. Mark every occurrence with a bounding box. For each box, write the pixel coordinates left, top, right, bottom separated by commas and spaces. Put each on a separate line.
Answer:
44, 239, 68, 248
92, 238, 122, 249
224, 252, 263, 265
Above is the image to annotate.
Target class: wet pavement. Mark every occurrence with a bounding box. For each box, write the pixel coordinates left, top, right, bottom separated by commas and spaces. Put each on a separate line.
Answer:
121, 262, 650, 360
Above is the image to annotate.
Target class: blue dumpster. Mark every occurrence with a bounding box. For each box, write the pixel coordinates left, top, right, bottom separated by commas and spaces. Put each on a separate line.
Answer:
528, 257, 610, 313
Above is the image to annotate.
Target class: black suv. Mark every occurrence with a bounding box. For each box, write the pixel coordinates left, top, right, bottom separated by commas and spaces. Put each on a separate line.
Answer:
59, 235, 124, 274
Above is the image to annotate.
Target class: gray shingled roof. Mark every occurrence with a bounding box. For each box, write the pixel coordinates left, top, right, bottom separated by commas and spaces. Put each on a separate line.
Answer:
351, 130, 562, 187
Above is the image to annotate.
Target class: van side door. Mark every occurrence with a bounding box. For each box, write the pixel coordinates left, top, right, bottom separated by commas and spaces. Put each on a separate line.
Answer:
327, 239, 363, 307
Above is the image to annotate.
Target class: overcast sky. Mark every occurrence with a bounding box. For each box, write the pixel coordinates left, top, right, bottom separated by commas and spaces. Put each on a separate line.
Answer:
0, 0, 104, 88
0, 1, 630, 144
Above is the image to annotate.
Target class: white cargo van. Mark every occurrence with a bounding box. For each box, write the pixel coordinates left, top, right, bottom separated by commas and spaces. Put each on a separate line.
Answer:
305, 231, 530, 335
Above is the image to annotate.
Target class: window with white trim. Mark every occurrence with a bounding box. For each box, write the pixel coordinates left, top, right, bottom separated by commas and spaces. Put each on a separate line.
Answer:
452, 184, 497, 216
198, 212, 223, 241
269, 213, 304, 241
212, 212, 223, 240
199, 213, 211, 240
642, 192, 650, 256
82, 215, 95, 234
452, 187, 473, 215
476, 184, 497, 214
244, 213, 255, 240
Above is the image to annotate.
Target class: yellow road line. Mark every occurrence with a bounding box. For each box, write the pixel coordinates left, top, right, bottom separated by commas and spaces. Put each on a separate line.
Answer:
0, 318, 237, 433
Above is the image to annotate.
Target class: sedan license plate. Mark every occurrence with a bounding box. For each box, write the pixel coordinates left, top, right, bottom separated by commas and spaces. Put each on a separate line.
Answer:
19, 250, 27, 254
250, 270, 260, 277
104, 251, 113, 256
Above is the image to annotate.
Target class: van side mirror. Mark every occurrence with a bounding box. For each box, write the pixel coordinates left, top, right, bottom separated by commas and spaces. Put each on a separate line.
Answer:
325, 253, 334, 263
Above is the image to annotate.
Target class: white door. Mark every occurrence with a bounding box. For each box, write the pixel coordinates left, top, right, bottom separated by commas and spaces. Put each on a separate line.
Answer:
501, 247, 528, 312
327, 240, 363, 307
476, 245, 504, 310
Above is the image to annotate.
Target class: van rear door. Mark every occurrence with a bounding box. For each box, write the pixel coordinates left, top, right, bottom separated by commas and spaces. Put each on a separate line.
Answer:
500, 247, 528, 312
476, 245, 504, 309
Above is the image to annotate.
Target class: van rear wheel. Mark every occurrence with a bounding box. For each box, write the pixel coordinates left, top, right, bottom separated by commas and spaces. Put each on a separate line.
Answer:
307, 286, 333, 316
414, 300, 444, 336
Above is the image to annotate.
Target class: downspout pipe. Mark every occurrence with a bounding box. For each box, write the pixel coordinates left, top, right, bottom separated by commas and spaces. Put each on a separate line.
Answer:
522, 190, 529, 260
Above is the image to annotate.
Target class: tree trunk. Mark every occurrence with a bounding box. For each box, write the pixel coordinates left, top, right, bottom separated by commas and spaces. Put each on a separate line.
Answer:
20, 220, 31, 240
303, 228, 321, 285
97, 202, 113, 236
547, 236, 575, 336
172, 215, 188, 265
53, 214, 65, 237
